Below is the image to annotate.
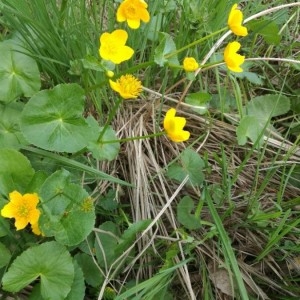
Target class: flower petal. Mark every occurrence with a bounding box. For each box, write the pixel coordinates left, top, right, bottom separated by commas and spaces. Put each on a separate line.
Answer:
127, 18, 141, 29
1, 202, 17, 218
15, 217, 28, 230
112, 29, 128, 44
109, 79, 120, 93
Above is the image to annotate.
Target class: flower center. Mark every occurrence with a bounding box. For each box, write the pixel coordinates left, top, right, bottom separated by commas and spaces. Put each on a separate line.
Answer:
125, 5, 137, 18
119, 75, 142, 96
18, 204, 29, 218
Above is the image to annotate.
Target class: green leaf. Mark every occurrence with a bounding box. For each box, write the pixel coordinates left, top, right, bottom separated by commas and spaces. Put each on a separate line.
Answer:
177, 196, 201, 230
146, 13, 163, 41
21, 83, 97, 153
115, 219, 152, 255
75, 253, 104, 287
2, 241, 74, 300
248, 19, 281, 45
246, 94, 290, 120
0, 148, 35, 195
65, 260, 85, 300
94, 221, 120, 268
82, 55, 105, 72
238, 94, 291, 147
185, 92, 211, 115
234, 71, 264, 85
167, 148, 205, 186
0, 217, 10, 237
87, 119, 120, 161
0, 40, 41, 103
39, 169, 96, 246
154, 32, 179, 66
0, 242, 11, 268
290, 92, 300, 113
0, 102, 28, 149
236, 116, 263, 147
97, 189, 119, 211
26, 170, 49, 194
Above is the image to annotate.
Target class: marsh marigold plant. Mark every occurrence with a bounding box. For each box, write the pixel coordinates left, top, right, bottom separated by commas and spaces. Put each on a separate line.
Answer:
224, 41, 245, 72
117, 0, 150, 29
228, 3, 248, 37
1, 191, 41, 234
109, 74, 142, 99
183, 57, 199, 72
163, 108, 190, 142
99, 29, 134, 64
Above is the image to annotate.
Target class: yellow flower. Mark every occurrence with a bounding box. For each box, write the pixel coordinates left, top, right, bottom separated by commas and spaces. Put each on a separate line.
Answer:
228, 4, 248, 37
1, 191, 40, 231
99, 29, 134, 64
117, 0, 150, 29
183, 57, 199, 72
163, 108, 190, 142
224, 41, 245, 73
109, 74, 142, 99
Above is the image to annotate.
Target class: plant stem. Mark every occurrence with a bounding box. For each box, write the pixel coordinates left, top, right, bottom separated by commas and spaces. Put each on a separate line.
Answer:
165, 27, 227, 58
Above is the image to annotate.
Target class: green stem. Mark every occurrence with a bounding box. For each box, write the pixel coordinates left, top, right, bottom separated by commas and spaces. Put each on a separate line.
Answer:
97, 97, 122, 143
99, 131, 165, 144
165, 27, 227, 58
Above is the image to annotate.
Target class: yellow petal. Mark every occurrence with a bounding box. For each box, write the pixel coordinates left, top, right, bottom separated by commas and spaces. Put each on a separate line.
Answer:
116, 7, 126, 22
23, 193, 39, 208
231, 25, 248, 37
112, 29, 128, 44
9, 190, 23, 204
163, 108, 176, 131
173, 116, 187, 131
99, 32, 110, 45
140, 9, 150, 23
15, 217, 28, 230
111, 46, 134, 64
169, 130, 190, 142
29, 208, 41, 224
127, 18, 141, 29
1, 202, 17, 218
109, 79, 120, 93
31, 222, 42, 236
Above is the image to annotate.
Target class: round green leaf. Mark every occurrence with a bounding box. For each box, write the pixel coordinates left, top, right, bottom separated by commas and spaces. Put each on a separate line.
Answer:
21, 83, 96, 153
0, 149, 35, 195
177, 196, 201, 230
0, 40, 41, 103
2, 241, 74, 300
65, 261, 85, 300
39, 169, 96, 246
87, 122, 120, 161
167, 149, 205, 187
0, 102, 28, 149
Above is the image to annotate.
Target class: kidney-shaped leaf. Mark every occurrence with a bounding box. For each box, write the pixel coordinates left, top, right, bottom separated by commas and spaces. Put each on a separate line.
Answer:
21, 83, 96, 153
87, 121, 120, 161
0, 102, 27, 149
0, 149, 35, 195
2, 241, 74, 300
0, 40, 41, 103
39, 169, 96, 246
177, 196, 202, 230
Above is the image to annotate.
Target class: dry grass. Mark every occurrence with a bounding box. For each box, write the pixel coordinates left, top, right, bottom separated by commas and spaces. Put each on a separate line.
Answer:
94, 95, 300, 299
